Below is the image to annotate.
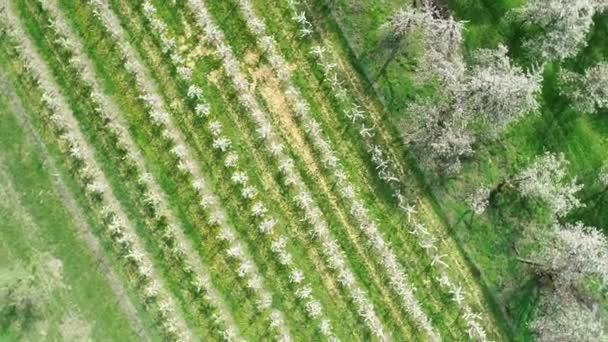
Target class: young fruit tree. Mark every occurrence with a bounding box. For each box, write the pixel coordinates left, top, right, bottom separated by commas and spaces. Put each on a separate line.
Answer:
514, 0, 608, 61
560, 61, 608, 114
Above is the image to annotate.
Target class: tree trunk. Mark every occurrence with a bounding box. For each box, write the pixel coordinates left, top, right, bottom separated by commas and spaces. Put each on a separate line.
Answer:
375, 40, 402, 81
489, 178, 510, 205
515, 256, 545, 268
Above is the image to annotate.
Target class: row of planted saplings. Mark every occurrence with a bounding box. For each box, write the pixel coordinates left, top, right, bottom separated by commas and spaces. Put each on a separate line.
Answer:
283, 2, 488, 339
0, 4, 191, 340
235, 1, 441, 339
139, 1, 339, 339
86, 0, 293, 339
183, 0, 387, 338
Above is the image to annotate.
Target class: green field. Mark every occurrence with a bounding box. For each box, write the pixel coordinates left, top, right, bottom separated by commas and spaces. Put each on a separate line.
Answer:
1, 0, 605, 341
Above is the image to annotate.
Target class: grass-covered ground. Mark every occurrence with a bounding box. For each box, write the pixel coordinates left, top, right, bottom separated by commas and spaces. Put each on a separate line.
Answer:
313, 0, 608, 339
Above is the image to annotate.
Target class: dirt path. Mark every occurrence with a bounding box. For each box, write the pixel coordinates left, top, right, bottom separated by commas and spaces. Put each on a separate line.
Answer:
0, 71, 151, 342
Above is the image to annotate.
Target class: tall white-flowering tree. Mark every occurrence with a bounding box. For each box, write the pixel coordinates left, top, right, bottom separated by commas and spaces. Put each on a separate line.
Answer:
516, 152, 584, 217
524, 222, 608, 341
531, 290, 607, 342
403, 96, 474, 174
560, 61, 608, 113
382, 6, 428, 41
514, 0, 608, 61
459, 45, 542, 136
530, 222, 608, 287
384, 2, 471, 174
403, 44, 541, 174
381, 1, 466, 85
